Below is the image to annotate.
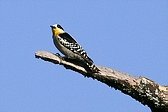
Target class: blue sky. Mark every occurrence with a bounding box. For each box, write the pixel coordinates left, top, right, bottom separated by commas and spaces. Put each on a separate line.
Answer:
0, 0, 168, 112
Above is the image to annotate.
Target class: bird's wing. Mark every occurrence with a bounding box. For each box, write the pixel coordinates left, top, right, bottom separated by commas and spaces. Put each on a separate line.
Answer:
58, 33, 93, 64
59, 33, 77, 43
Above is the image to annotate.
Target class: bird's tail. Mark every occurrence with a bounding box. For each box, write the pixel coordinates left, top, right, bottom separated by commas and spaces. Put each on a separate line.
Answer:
81, 55, 99, 73
86, 63, 100, 73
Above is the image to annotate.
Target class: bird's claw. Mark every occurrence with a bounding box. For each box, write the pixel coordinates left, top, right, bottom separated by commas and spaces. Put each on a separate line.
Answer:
55, 53, 63, 60
55, 53, 61, 56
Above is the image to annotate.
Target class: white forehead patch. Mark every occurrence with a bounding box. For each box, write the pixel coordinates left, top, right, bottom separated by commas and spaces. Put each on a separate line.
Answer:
52, 24, 58, 27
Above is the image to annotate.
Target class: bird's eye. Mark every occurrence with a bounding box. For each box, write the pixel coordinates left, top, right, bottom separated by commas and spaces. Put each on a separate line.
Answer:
57, 24, 64, 30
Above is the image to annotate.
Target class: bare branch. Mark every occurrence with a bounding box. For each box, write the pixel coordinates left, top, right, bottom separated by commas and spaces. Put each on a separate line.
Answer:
35, 50, 168, 112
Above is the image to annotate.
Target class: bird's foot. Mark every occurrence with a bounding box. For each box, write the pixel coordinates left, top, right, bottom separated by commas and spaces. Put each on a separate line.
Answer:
54, 53, 64, 61
55, 53, 61, 56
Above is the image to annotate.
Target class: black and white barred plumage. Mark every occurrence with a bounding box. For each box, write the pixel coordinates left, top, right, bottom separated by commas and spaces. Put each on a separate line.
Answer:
50, 24, 99, 72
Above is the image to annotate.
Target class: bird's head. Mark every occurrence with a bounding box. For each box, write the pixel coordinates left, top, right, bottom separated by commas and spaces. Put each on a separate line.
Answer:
50, 24, 65, 36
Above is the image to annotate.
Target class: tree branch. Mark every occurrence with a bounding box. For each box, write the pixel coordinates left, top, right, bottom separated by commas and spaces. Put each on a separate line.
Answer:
35, 50, 168, 112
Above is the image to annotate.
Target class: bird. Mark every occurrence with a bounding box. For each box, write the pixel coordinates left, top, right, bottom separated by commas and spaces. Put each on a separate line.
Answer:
50, 24, 99, 73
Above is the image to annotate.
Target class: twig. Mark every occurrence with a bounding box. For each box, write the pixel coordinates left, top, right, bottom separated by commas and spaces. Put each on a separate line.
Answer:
35, 50, 168, 112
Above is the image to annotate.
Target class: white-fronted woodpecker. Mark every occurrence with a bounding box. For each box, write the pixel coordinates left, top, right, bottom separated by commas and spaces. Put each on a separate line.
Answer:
50, 24, 99, 73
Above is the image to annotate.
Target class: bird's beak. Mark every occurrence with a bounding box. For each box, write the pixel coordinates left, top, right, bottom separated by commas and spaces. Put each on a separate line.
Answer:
50, 25, 54, 28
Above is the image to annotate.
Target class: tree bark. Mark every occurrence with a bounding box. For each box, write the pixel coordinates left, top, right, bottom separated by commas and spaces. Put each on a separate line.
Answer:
35, 50, 168, 112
